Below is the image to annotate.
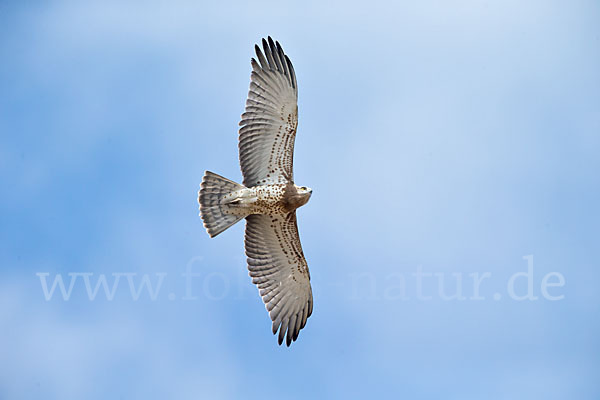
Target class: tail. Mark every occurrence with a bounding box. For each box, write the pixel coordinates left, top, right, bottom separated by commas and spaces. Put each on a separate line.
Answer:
198, 171, 246, 238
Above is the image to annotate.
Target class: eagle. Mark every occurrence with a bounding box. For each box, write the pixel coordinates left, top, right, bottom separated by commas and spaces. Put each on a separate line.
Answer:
198, 37, 313, 346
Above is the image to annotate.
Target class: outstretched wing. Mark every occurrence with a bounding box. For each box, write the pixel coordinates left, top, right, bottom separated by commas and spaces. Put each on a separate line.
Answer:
244, 213, 313, 346
239, 37, 298, 188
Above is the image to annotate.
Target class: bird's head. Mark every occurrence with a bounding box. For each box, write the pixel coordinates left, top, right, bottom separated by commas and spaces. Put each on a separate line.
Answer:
296, 185, 312, 207
295, 185, 313, 196
283, 184, 312, 211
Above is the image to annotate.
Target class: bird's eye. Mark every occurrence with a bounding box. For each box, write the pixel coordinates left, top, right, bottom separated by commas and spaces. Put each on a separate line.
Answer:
301, 186, 306, 190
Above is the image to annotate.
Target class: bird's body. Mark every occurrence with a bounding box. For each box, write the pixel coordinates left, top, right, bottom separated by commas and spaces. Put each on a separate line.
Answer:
222, 183, 312, 216
198, 37, 314, 346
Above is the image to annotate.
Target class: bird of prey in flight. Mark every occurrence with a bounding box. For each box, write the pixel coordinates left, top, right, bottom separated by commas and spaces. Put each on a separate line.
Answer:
198, 37, 313, 346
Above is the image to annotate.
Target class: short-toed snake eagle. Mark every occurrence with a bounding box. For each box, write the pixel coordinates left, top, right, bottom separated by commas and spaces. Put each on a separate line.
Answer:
198, 37, 313, 346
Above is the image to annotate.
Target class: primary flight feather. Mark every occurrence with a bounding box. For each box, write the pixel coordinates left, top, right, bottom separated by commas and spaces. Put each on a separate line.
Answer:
198, 37, 313, 346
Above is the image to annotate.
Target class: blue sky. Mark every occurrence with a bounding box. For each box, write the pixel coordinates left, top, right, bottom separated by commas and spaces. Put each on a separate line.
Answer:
1, 1, 599, 399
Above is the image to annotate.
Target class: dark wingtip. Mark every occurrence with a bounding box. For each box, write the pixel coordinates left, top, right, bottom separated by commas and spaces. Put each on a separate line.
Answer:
275, 40, 284, 57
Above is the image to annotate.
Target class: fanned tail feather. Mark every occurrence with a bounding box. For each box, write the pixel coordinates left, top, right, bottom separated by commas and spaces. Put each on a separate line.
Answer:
198, 171, 245, 237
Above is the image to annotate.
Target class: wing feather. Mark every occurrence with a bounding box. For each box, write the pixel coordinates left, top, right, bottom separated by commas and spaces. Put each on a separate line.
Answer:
244, 213, 312, 346
239, 37, 298, 187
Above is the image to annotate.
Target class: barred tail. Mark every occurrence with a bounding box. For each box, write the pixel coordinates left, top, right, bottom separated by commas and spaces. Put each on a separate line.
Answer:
198, 171, 245, 238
